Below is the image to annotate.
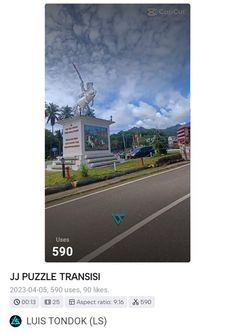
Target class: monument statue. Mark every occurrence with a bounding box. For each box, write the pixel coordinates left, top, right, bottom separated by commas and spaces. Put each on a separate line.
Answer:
73, 63, 96, 117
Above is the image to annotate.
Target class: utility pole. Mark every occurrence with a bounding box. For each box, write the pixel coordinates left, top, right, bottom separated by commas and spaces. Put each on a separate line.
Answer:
122, 132, 127, 159
156, 128, 160, 155
122, 132, 126, 151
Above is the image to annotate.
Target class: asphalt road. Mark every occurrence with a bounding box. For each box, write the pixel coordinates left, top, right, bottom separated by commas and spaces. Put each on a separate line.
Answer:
45, 164, 190, 262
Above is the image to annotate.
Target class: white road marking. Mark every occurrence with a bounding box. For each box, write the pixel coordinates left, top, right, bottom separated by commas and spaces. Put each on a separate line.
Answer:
79, 193, 190, 262
46, 164, 189, 210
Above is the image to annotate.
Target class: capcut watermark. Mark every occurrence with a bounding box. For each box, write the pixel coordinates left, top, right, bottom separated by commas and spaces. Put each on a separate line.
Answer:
147, 7, 186, 17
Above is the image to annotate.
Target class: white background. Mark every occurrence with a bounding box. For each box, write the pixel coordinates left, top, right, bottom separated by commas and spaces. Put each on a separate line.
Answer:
0, 0, 235, 332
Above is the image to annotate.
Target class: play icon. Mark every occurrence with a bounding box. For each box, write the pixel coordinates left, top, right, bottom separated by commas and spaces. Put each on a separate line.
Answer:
112, 213, 126, 225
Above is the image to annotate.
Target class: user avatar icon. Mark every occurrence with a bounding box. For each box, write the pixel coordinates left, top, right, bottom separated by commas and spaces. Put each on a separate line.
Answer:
9, 315, 22, 327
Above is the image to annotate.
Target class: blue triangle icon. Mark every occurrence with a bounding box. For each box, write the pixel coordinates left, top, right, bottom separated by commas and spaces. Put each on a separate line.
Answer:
112, 213, 125, 225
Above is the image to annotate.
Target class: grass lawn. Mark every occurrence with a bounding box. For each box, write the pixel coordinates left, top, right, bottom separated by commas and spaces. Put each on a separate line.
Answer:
45, 156, 159, 187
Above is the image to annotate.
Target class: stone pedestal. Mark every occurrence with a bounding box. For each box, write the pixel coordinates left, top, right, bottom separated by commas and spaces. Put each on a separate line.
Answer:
55, 116, 117, 170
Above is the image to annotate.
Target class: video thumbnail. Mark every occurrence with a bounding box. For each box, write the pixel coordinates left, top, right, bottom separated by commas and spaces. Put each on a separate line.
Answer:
45, 4, 190, 262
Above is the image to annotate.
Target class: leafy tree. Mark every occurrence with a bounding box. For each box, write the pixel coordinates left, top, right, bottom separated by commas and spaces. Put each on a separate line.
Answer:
60, 105, 74, 119
45, 129, 57, 159
154, 131, 168, 155
110, 125, 180, 152
45, 103, 60, 134
54, 130, 63, 156
138, 136, 147, 146
45, 129, 63, 159
111, 134, 123, 151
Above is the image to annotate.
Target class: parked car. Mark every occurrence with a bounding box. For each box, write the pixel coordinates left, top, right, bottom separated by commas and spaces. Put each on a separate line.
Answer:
130, 146, 154, 158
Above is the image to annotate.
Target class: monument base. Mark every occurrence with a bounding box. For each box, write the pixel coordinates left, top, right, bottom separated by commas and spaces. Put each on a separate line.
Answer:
47, 153, 119, 171
47, 115, 119, 170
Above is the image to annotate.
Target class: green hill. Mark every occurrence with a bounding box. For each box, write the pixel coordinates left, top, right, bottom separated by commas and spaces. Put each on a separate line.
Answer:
115, 124, 181, 137
110, 124, 182, 151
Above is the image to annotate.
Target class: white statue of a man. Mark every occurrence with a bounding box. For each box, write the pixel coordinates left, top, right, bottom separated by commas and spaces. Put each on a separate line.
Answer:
73, 64, 96, 117
78, 82, 96, 111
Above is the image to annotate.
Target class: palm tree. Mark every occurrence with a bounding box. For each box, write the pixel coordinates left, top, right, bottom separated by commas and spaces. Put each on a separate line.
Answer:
59, 105, 74, 119
45, 103, 60, 134
85, 107, 95, 117
55, 129, 63, 156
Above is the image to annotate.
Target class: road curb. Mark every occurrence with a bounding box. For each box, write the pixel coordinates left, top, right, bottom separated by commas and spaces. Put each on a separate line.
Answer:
45, 165, 150, 196
45, 162, 190, 204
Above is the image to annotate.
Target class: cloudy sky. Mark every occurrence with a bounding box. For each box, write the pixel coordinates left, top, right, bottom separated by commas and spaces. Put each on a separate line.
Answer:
45, 4, 190, 132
